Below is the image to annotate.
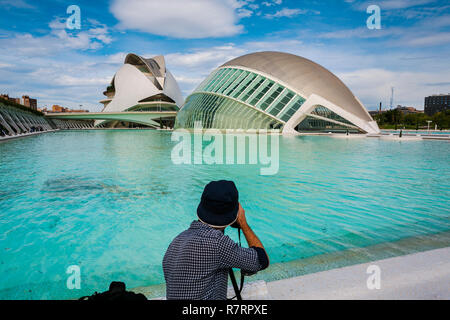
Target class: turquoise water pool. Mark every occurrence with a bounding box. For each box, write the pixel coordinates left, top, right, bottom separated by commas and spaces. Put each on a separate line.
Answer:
0, 130, 449, 299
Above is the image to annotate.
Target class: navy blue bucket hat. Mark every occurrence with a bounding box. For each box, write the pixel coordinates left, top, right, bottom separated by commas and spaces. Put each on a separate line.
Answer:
197, 180, 239, 227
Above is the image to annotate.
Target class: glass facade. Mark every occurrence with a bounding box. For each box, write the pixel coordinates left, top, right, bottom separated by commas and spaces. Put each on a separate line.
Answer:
297, 105, 360, 132
128, 102, 179, 112
297, 117, 359, 132
175, 93, 283, 130
309, 105, 354, 126
175, 67, 307, 130
279, 96, 304, 122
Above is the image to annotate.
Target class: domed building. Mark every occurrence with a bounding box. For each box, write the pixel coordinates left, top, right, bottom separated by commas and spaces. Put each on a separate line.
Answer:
175, 51, 380, 134
97, 53, 184, 128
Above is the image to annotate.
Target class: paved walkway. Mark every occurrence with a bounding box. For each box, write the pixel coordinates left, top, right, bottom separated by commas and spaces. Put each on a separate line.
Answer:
266, 247, 450, 299
135, 247, 449, 300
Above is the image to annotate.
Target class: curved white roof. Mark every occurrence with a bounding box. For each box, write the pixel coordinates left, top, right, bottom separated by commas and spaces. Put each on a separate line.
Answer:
101, 53, 183, 114
221, 51, 373, 122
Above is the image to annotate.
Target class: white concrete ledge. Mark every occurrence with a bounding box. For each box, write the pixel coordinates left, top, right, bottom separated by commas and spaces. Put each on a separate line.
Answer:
267, 247, 450, 300
0, 129, 58, 142
135, 247, 450, 300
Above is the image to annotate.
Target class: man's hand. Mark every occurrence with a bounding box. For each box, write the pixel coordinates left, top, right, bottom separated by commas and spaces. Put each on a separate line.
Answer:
236, 202, 248, 228
234, 202, 269, 266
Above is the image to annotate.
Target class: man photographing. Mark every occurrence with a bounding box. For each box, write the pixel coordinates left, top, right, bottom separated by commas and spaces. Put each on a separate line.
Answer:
163, 180, 269, 300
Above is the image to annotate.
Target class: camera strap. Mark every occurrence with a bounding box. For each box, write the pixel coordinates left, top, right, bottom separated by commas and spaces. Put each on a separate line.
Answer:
228, 228, 245, 300
228, 269, 242, 300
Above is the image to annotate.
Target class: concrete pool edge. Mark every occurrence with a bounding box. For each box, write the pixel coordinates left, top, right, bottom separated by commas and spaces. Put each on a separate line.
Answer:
130, 230, 450, 299
2, 129, 449, 142
266, 246, 450, 299
0, 129, 59, 142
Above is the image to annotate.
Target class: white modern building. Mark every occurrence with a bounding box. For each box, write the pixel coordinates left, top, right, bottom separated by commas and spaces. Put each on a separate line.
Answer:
175, 51, 380, 134
45, 53, 184, 129
96, 53, 184, 128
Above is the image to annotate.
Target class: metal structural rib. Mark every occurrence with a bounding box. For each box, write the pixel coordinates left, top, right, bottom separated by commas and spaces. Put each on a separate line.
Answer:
174, 51, 380, 134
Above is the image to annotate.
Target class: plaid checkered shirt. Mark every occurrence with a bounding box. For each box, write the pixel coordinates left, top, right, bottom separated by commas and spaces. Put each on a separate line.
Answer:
163, 220, 267, 300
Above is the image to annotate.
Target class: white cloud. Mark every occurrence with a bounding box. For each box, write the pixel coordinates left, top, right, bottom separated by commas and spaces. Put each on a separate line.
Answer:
105, 52, 128, 64
374, 0, 435, 9
262, 0, 282, 7
350, 0, 435, 10
421, 13, 450, 27
338, 68, 450, 109
0, 18, 116, 111
400, 32, 450, 46
397, 5, 450, 19
320, 27, 402, 39
49, 18, 113, 48
174, 75, 205, 85
0, 18, 113, 57
319, 18, 450, 48
338, 67, 450, 109
244, 39, 303, 50
265, 8, 312, 19
52, 75, 112, 87
237, 8, 253, 18
12, 59, 116, 111
110, 0, 244, 38
0, 0, 34, 9
164, 45, 247, 95
166, 45, 246, 70
26, 60, 113, 88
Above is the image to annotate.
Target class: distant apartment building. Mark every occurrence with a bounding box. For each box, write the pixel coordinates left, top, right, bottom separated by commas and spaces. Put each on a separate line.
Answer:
424, 94, 450, 115
51, 105, 89, 113
1, 94, 38, 110
21, 95, 37, 110
395, 105, 424, 115
69, 109, 89, 113
0, 94, 20, 104
369, 104, 423, 116
52, 105, 67, 112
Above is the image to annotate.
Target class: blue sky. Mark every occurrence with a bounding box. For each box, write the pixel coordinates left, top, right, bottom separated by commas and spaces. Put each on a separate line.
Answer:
0, 0, 449, 111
